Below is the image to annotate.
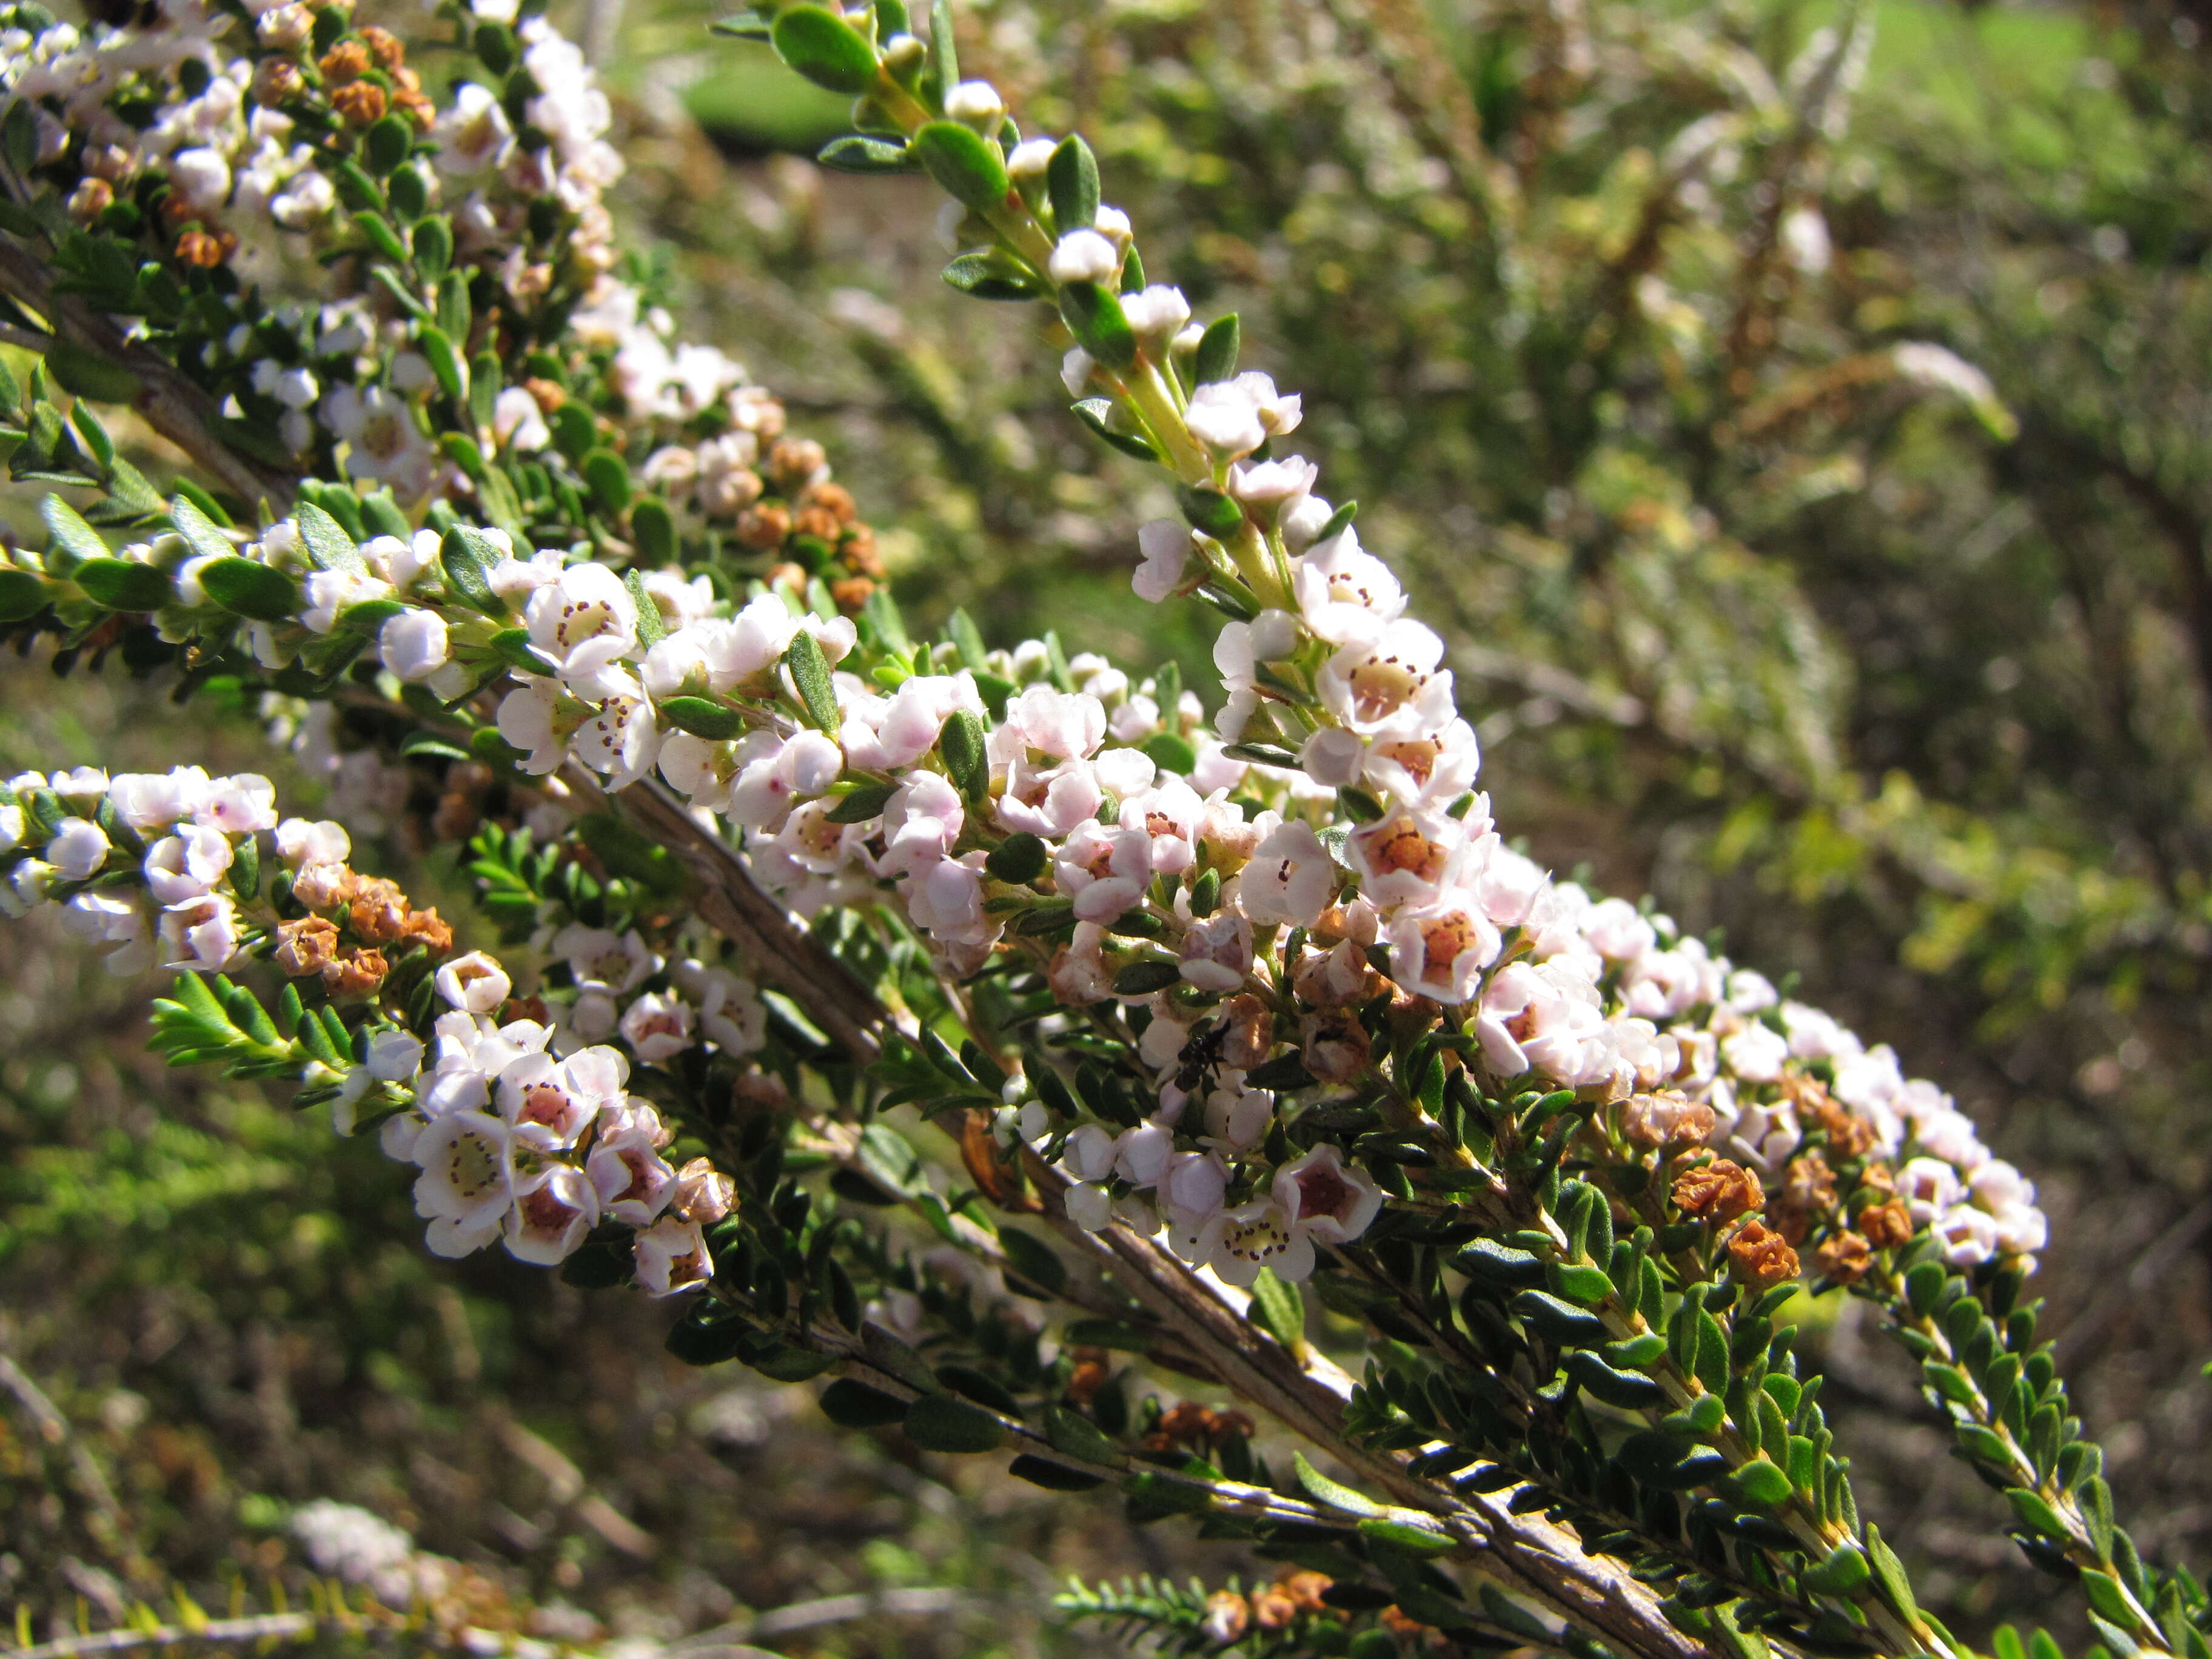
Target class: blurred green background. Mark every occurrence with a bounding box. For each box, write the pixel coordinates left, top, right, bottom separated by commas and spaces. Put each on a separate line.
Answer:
10, 0, 2212, 1652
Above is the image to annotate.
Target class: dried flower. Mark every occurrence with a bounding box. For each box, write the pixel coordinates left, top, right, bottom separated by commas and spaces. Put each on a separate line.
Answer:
1857, 1196, 1915, 1250
331, 82, 387, 127
275, 915, 341, 978
1728, 1218, 1801, 1289
1672, 1158, 1764, 1223
1814, 1230, 1874, 1286
322, 946, 389, 997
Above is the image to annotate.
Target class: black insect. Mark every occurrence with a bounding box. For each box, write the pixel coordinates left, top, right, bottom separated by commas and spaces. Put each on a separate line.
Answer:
1173, 1019, 1227, 1094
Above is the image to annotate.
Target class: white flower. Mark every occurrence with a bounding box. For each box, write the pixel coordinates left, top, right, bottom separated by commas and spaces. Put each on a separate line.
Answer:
671, 959, 767, 1053
322, 384, 437, 502
377, 608, 450, 683
143, 825, 233, 903
496, 679, 574, 775
160, 893, 241, 970
1185, 380, 1267, 459
110, 768, 210, 832
1317, 620, 1452, 734
51, 766, 107, 802
1293, 528, 1407, 645
275, 817, 349, 868
412, 1111, 515, 1258
1061, 1124, 1119, 1184
1897, 1156, 1962, 1224
436, 951, 512, 1014
553, 923, 657, 994
1721, 1022, 1789, 1085
1227, 455, 1318, 526
491, 384, 549, 453
1120, 284, 1190, 344
1276, 1144, 1382, 1247
436, 82, 517, 173
45, 816, 110, 880
169, 146, 230, 213
201, 774, 277, 835
1048, 229, 1119, 286
496, 1045, 625, 1149
634, 1216, 712, 1295
1196, 1194, 1305, 1286
1060, 346, 1094, 397
525, 561, 637, 688
1007, 136, 1056, 180
943, 79, 1004, 126
1387, 893, 1501, 1005
59, 891, 153, 974
1239, 818, 1336, 928
505, 1164, 599, 1264
588, 1125, 677, 1225
1179, 911, 1253, 993
619, 990, 694, 1061
1133, 518, 1192, 603
1064, 1182, 1111, 1231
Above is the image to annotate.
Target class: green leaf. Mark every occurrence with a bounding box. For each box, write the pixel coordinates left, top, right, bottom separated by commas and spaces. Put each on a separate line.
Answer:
749, 1346, 839, 1382
363, 113, 413, 174
489, 628, 561, 678
1248, 1266, 1306, 1352
1293, 1451, 1381, 1517
984, 831, 1047, 883
1111, 960, 1181, 996
942, 249, 1045, 301
1511, 1289, 1606, 1347
911, 120, 1010, 214
417, 323, 468, 406
582, 447, 632, 518
1046, 134, 1099, 230
1070, 397, 1159, 460
828, 781, 896, 823
1545, 1261, 1614, 1307
1864, 1524, 1919, 1620
925, 0, 957, 100
783, 629, 840, 731
297, 502, 367, 575
1356, 1517, 1454, 1557
0, 568, 47, 622
440, 525, 508, 616
771, 4, 882, 93
2003, 1487, 2071, 1542
198, 558, 299, 622
1800, 1544, 1871, 1597
411, 213, 452, 283
817, 1378, 910, 1427
73, 557, 172, 612
623, 567, 666, 649
630, 496, 676, 566
1193, 313, 1240, 385
659, 695, 745, 740
169, 494, 236, 565
1059, 281, 1136, 369
1178, 484, 1245, 537
1720, 1459, 1794, 1510
939, 708, 990, 797
819, 134, 918, 173
45, 337, 139, 404
903, 1392, 1006, 1454
39, 496, 107, 574
1141, 731, 1196, 774
1044, 1403, 1118, 1464
1564, 1350, 1665, 1409
1009, 1454, 1104, 1492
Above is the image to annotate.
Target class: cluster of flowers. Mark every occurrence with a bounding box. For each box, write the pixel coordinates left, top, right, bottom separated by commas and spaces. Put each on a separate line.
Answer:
0, 0, 889, 605
0, 762, 769, 1289
932, 84, 2052, 1286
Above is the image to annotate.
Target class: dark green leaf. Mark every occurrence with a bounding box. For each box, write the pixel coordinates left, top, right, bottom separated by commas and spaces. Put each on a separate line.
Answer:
985, 831, 1047, 883
1193, 314, 1240, 385
659, 695, 745, 740
73, 557, 172, 612
1059, 281, 1135, 369
198, 558, 299, 622
911, 120, 1009, 213
819, 135, 918, 173
903, 1392, 1005, 1454
1046, 135, 1099, 230
771, 4, 882, 93
783, 629, 839, 730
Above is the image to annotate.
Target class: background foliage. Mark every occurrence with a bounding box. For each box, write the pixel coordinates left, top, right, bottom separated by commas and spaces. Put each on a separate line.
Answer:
7, 0, 2212, 1652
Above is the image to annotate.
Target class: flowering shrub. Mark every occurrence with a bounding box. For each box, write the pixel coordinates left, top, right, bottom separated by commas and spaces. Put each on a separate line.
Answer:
0, 2, 2200, 1658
